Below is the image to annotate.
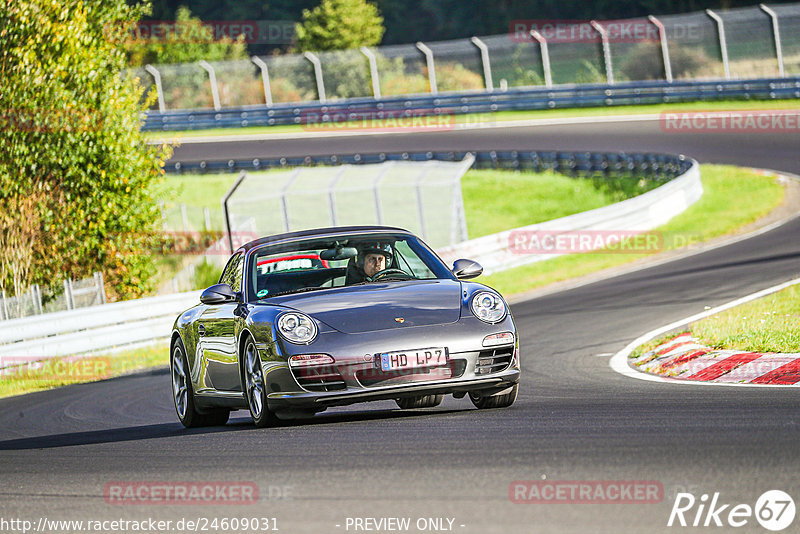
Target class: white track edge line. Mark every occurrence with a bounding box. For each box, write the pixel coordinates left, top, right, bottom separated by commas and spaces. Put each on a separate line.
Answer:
609, 277, 800, 387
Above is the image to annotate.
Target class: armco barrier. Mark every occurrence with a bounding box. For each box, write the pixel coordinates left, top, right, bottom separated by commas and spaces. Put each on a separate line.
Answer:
143, 77, 800, 132
0, 291, 201, 361
437, 158, 701, 274
168, 149, 691, 176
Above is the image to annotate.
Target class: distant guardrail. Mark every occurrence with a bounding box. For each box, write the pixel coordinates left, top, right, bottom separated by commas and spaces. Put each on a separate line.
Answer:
167, 148, 693, 176
143, 77, 800, 132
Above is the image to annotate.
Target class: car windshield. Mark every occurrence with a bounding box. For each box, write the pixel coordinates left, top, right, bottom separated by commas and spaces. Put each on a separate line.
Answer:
248, 232, 453, 300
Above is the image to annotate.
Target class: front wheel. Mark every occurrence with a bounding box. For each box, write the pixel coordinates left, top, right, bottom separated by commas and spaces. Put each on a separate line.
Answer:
243, 336, 278, 428
469, 383, 518, 409
171, 339, 229, 428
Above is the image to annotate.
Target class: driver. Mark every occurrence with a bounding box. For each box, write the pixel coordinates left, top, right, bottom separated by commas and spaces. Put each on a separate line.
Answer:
345, 242, 394, 284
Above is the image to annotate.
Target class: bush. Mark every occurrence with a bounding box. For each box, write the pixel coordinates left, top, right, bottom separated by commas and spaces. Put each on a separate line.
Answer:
435, 63, 485, 92
618, 41, 715, 81
0, 0, 172, 300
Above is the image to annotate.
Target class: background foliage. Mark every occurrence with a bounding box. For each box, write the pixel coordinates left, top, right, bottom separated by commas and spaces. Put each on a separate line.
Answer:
0, 0, 172, 300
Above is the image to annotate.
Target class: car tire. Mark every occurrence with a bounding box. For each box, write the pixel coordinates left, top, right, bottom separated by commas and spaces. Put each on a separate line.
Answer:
395, 394, 444, 409
242, 336, 279, 428
468, 383, 518, 409
171, 339, 230, 428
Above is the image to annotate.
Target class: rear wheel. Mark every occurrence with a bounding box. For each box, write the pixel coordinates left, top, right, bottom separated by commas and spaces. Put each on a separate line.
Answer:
243, 336, 278, 428
171, 339, 229, 427
469, 383, 518, 409
395, 394, 444, 409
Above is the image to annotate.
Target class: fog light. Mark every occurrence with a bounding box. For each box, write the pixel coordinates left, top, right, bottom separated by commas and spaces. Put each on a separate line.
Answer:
482, 332, 514, 347
289, 354, 334, 367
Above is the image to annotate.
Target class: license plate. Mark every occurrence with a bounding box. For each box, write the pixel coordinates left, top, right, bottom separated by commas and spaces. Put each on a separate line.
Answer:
378, 348, 448, 372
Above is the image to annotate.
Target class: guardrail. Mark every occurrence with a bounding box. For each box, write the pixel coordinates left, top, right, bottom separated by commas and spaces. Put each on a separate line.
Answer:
0, 291, 200, 362
144, 76, 800, 132
169, 148, 692, 176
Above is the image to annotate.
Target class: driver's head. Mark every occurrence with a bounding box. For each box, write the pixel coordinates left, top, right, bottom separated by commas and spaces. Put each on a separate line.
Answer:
358, 242, 393, 278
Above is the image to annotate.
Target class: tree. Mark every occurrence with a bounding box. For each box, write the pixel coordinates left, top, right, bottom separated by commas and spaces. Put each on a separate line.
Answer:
295, 0, 384, 52
126, 6, 248, 66
0, 0, 172, 300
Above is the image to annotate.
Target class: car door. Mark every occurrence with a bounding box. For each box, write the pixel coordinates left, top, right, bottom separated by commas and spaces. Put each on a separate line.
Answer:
196, 252, 244, 393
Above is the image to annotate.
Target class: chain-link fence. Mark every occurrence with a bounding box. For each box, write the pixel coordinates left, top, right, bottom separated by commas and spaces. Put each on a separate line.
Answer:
132, 3, 800, 111
0, 272, 106, 321
224, 157, 474, 250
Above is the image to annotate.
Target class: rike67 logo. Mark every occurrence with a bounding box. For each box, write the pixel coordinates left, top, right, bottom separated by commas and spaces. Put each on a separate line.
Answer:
668, 490, 795, 531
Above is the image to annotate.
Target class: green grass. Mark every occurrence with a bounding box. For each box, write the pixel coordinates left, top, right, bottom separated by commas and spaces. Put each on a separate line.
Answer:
145, 99, 800, 138
477, 165, 784, 295
688, 284, 800, 353
462, 170, 659, 238
631, 283, 800, 361
0, 344, 168, 399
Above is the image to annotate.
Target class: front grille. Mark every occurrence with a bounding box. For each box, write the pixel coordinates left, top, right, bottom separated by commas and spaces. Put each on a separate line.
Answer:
475, 347, 513, 375
291, 365, 346, 392
356, 359, 466, 388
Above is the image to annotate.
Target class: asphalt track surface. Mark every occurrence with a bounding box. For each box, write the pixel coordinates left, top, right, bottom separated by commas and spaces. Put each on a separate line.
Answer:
1, 118, 799, 533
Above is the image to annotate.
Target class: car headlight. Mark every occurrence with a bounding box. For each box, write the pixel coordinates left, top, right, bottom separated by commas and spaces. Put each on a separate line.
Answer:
471, 291, 507, 323
277, 312, 318, 344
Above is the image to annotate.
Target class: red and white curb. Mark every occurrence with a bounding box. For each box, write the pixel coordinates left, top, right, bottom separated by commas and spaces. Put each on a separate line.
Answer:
610, 277, 800, 387
630, 333, 800, 384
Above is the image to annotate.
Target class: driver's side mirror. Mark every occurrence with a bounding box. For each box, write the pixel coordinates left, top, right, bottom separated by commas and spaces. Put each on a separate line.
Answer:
452, 259, 483, 280
200, 283, 238, 305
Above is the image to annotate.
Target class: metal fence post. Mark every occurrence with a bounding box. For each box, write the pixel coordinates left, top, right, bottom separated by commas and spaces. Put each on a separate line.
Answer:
280, 168, 303, 233
416, 42, 438, 94
530, 30, 553, 88
706, 9, 731, 79
327, 167, 348, 227
414, 164, 432, 241
470, 37, 494, 92
590, 20, 614, 85
360, 47, 382, 98
760, 4, 786, 77
64, 278, 74, 310
198, 60, 222, 111
303, 52, 327, 103
143, 64, 166, 112
94, 272, 107, 305
372, 162, 394, 225
251, 56, 274, 106
180, 203, 189, 231
204, 207, 212, 231
648, 15, 673, 82
221, 170, 248, 254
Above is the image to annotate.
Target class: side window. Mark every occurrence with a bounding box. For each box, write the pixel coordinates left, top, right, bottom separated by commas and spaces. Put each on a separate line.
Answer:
219, 253, 244, 292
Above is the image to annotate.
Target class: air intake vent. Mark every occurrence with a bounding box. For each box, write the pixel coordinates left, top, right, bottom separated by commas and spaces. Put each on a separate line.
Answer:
291, 365, 346, 392
475, 347, 513, 375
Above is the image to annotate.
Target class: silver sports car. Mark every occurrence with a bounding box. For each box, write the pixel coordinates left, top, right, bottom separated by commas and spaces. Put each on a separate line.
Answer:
170, 226, 520, 427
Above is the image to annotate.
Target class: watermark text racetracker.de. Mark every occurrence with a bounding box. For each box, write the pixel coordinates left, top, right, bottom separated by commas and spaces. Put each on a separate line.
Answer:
509, 480, 663, 504
660, 110, 800, 134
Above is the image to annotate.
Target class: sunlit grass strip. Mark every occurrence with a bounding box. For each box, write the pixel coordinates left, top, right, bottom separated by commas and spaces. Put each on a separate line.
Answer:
479, 165, 784, 295
0, 344, 168, 399
687, 284, 800, 353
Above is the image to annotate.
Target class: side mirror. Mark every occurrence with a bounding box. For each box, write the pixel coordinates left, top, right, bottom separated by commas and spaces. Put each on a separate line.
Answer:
200, 283, 237, 305
452, 259, 483, 280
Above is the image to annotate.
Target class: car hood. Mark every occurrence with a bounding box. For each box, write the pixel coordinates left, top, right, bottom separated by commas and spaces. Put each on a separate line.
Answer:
267, 279, 462, 334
